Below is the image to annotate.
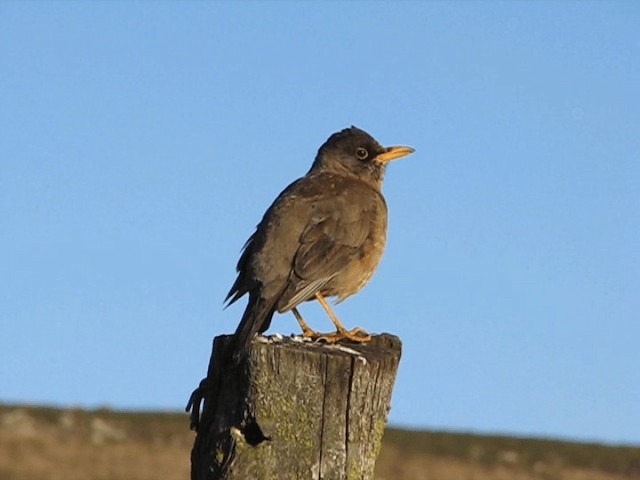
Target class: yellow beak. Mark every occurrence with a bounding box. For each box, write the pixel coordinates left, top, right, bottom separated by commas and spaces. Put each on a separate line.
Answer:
376, 145, 415, 164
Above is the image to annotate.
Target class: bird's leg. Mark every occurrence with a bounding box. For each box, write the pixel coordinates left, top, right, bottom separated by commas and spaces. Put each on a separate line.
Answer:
291, 307, 323, 339
314, 293, 371, 343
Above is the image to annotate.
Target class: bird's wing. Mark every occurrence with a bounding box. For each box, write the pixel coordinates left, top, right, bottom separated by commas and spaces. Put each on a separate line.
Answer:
277, 186, 377, 310
225, 176, 321, 306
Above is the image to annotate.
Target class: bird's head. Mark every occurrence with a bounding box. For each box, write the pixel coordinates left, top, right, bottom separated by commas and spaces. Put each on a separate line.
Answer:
310, 126, 414, 187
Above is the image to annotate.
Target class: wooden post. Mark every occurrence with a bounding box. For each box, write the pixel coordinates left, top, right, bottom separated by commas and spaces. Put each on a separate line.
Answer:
188, 334, 402, 480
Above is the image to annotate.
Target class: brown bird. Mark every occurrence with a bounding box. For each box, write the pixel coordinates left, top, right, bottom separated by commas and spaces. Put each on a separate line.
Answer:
225, 126, 414, 361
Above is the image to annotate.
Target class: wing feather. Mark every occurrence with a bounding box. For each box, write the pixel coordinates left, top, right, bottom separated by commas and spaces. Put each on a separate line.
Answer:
277, 191, 375, 311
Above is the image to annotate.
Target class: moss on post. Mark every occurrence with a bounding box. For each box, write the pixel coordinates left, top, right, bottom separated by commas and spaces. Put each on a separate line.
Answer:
188, 334, 401, 480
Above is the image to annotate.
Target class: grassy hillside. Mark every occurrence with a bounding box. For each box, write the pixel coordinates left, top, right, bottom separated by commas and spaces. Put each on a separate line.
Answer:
1, 403, 638, 480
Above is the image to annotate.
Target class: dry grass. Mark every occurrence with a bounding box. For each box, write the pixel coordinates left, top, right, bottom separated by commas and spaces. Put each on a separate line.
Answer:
376, 444, 635, 480
0, 406, 191, 480
1, 404, 638, 480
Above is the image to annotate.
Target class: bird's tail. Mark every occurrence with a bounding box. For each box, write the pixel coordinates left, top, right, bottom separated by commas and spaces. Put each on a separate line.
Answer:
228, 295, 275, 364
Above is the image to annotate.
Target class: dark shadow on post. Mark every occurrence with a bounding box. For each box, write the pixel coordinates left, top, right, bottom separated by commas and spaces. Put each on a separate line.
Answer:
187, 334, 402, 480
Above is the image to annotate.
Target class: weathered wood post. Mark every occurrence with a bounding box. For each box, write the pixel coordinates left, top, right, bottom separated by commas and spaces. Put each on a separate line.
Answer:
188, 333, 401, 480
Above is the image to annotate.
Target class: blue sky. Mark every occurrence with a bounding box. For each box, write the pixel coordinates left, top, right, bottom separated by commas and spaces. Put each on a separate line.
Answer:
1, 2, 638, 445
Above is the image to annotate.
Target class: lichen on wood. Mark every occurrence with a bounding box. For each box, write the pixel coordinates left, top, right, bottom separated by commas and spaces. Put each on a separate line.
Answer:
189, 334, 401, 480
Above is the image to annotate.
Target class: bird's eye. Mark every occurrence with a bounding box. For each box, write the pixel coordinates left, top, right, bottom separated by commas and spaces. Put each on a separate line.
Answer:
355, 147, 369, 160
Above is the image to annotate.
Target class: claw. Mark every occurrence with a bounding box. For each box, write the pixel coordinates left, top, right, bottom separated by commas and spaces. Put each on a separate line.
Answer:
291, 297, 372, 345
317, 327, 372, 344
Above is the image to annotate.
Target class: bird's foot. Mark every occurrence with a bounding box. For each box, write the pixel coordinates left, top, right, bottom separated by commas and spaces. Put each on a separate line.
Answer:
299, 325, 324, 340
316, 327, 371, 344
297, 318, 371, 344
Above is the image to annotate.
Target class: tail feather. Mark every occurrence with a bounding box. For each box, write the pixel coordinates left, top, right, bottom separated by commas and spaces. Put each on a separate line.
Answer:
228, 294, 275, 364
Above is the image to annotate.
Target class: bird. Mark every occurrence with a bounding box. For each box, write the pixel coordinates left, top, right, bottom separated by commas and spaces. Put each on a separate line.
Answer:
225, 126, 414, 362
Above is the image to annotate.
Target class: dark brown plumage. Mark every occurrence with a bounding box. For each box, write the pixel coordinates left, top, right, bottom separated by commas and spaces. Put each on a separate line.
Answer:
225, 126, 414, 361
